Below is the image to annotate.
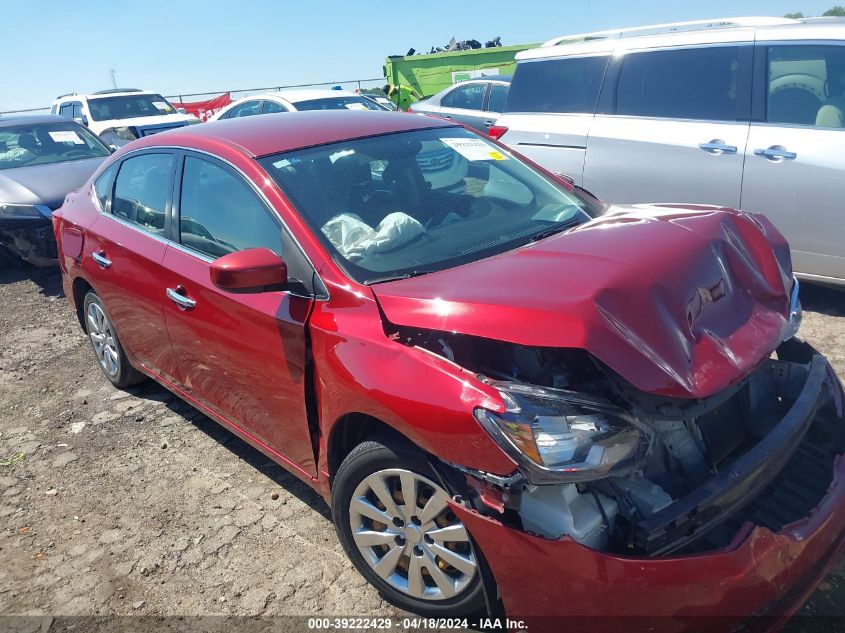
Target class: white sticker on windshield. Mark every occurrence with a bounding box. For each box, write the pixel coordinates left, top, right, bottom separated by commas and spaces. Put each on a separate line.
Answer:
441, 137, 507, 161
152, 101, 172, 111
344, 102, 369, 111
48, 130, 85, 144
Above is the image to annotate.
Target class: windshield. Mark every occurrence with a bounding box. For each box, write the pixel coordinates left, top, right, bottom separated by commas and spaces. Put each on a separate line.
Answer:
293, 96, 387, 111
259, 127, 597, 284
87, 93, 177, 121
0, 122, 111, 170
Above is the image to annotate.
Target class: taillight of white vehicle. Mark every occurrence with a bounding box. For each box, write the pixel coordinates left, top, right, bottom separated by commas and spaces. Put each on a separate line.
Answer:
488, 125, 508, 140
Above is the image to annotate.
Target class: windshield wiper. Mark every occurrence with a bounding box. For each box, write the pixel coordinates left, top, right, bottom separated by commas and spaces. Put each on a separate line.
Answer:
365, 270, 433, 285
526, 218, 584, 244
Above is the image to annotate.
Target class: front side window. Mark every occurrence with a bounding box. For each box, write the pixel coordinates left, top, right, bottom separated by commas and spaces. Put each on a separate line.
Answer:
178, 156, 282, 259
260, 127, 597, 284
112, 153, 174, 234
0, 122, 111, 171
72, 104, 84, 120
87, 94, 177, 121
766, 45, 845, 128
292, 96, 385, 111
616, 46, 741, 121
447, 83, 487, 111
59, 103, 74, 118
506, 56, 608, 114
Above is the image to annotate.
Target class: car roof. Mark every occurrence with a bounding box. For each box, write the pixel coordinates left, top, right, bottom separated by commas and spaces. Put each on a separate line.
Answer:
53, 90, 159, 103
0, 114, 80, 127
518, 16, 845, 61
229, 89, 363, 106
128, 110, 455, 157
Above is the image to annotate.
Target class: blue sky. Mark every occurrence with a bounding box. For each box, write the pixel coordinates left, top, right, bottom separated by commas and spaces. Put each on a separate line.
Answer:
1, 0, 838, 111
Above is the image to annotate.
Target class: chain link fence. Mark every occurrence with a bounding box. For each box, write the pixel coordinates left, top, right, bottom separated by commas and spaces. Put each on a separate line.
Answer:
0, 77, 388, 116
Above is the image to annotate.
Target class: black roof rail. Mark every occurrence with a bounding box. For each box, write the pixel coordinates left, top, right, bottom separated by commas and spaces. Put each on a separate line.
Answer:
92, 88, 144, 95
55, 92, 78, 100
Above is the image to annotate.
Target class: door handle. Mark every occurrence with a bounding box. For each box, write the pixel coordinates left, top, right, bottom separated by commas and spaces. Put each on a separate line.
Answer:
698, 140, 737, 154
91, 251, 112, 269
754, 145, 797, 161
166, 286, 196, 310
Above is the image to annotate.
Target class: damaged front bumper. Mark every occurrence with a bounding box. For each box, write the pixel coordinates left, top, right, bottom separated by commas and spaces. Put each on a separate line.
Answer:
452, 350, 845, 631
0, 216, 58, 267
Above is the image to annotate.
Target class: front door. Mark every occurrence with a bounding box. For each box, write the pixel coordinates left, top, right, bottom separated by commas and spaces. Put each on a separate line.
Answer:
438, 82, 491, 132
741, 43, 845, 283
161, 153, 318, 476
584, 44, 752, 207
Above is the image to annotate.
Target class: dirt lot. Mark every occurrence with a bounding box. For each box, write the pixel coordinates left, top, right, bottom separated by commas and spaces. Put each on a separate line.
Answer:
1, 263, 844, 630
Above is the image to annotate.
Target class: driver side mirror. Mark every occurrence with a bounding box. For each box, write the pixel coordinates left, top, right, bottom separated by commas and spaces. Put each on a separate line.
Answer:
210, 248, 287, 292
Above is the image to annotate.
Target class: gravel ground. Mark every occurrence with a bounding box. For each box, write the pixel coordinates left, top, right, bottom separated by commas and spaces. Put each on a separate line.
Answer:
0, 263, 843, 630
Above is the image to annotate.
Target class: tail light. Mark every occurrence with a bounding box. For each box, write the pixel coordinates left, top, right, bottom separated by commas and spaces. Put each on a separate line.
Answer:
407, 106, 414, 113
488, 125, 508, 140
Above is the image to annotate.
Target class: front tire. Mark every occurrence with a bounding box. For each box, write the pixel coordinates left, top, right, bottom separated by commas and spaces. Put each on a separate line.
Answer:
332, 436, 486, 616
83, 290, 144, 388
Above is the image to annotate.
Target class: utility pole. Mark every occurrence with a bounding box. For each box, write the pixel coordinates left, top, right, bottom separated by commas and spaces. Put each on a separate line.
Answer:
109, 68, 117, 89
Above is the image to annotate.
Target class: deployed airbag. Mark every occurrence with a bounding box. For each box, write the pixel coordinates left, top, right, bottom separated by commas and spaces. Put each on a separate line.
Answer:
321, 212, 424, 259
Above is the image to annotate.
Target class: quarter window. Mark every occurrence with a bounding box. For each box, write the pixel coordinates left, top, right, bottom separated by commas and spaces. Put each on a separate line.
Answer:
112, 153, 174, 234
447, 83, 486, 110
178, 156, 282, 259
93, 163, 118, 212
506, 56, 608, 114
616, 46, 742, 121
766, 45, 845, 128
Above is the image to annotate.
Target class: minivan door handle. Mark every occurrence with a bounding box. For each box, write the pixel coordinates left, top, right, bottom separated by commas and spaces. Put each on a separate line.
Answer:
166, 286, 196, 310
91, 251, 112, 269
754, 145, 797, 161
698, 140, 737, 154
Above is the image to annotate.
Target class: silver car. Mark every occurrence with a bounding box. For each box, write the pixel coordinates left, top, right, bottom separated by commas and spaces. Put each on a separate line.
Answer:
410, 76, 511, 133
494, 17, 845, 287
0, 115, 110, 266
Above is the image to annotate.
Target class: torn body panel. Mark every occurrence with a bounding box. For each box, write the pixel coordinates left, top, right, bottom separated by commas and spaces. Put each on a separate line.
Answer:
372, 205, 793, 399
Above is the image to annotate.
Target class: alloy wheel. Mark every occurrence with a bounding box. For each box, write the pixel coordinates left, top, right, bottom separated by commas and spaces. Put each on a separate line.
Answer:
87, 302, 119, 378
348, 468, 477, 601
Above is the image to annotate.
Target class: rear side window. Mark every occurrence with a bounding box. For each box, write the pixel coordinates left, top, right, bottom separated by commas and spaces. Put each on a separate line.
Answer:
506, 56, 608, 113
223, 100, 261, 119
112, 153, 174, 234
616, 46, 741, 121
262, 100, 287, 114
766, 45, 845, 128
487, 83, 509, 112
178, 156, 282, 259
447, 83, 487, 110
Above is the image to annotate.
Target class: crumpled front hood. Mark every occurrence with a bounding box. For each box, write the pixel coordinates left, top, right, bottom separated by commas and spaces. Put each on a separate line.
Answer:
0, 157, 105, 209
371, 205, 794, 399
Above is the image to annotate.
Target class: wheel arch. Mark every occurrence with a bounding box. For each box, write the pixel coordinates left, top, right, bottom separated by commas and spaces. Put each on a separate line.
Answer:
71, 276, 94, 331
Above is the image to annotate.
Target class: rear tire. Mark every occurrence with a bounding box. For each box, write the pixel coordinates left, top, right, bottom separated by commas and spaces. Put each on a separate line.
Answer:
332, 436, 487, 617
83, 290, 144, 389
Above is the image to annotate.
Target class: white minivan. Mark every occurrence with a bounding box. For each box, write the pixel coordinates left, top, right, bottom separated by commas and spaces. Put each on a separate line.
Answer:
493, 17, 845, 287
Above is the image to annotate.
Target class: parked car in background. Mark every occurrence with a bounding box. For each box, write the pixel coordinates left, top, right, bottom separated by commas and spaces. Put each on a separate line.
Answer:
409, 76, 511, 133
209, 89, 387, 120
51, 88, 199, 149
0, 115, 110, 266
362, 93, 398, 110
494, 16, 845, 287
53, 111, 845, 628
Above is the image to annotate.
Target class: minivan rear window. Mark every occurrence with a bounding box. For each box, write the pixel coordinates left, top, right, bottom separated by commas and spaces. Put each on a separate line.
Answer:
615, 46, 742, 121
505, 56, 609, 114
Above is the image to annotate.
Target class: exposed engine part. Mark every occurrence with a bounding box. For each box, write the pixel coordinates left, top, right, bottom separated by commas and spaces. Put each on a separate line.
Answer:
518, 483, 618, 549
393, 324, 844, 557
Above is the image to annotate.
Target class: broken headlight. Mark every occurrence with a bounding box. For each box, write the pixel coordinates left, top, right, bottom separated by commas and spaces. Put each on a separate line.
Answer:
474, 382, 649, 482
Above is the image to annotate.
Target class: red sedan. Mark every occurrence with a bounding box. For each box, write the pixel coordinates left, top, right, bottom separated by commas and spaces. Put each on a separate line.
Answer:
53, 111, 845, 630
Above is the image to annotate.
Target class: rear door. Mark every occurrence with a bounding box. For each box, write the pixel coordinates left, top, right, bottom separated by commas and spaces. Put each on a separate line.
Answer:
160, 152, 320, 476
499, 54, 610, 183
83, 151, 180, 382
583, 44, 752, 206
741, 42, 845, 283
437, 82, 491, 131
